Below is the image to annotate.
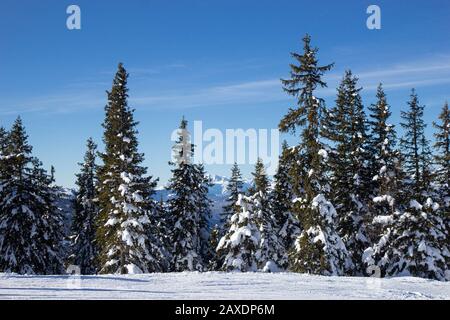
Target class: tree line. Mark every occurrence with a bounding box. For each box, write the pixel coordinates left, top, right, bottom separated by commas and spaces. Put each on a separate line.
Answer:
0, 35, 448, 280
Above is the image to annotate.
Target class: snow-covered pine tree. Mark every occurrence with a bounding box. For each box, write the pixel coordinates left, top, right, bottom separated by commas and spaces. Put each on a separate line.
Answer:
433, 102, 450, 212
150, 196, 172, 272
270, 141, 300, 251
433, 102, 450, 272
36, 162, 65, 275
251, 158, 287, 271
69, 138, 98, 275
167, 118, 212, 272
321, 70, 371, 275
363, 197, 449, 281
0, 117, 64, 274
221, 163, 244, 234
365, 85, 403, 243
216, 194, 260, 272
279, 35, 350, 275
367, 85, 400, 206
96, 63, 166, 274
214, 163, 244, 269
400, 89, 432, 199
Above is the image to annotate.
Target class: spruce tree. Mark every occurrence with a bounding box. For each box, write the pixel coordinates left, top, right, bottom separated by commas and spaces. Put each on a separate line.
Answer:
321, 70, 371, 274
221, 163, 244, 234
433, 102, 450, 208
167, 118, 212, 271
270, 141, 300, 250
96, 63, 165, 274
37, 161, 66, 274
150, 196, 172, 272
216, 194, 260, 272
364, 198, 449, 281
69, 138, 98, 274
251, 158, 269, 194
433, 102, 450, 272
0, 118, 64, 274
279, 34, 350, 275
252, 159, 287, 271
215, 163, 244, 269
368, 85, 400, 203
400, 89, 431, 199
366, 85, 403, 242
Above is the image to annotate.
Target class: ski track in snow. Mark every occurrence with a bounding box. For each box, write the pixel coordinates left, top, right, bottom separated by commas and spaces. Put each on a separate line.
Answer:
0, 272, 448, 300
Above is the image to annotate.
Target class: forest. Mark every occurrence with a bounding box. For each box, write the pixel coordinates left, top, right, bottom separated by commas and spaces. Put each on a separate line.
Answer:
0, 35, 448, 281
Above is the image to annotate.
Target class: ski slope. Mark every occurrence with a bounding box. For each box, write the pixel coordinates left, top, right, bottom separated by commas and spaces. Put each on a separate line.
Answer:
0, 272, 448, 300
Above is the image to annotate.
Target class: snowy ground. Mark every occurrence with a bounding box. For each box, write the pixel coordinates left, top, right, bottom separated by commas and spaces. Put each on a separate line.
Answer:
0, 272, 448, 300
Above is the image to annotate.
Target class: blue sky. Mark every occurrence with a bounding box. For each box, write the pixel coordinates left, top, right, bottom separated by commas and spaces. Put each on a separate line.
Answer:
0, 0, 449, 187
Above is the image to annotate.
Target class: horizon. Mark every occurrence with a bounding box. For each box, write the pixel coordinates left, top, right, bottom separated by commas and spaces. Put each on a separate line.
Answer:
1, 0, 449, 188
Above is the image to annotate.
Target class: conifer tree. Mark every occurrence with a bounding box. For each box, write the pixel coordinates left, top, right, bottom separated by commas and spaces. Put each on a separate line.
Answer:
150, 197, 172, 272
221, 163, 244, 234
321, 71, 371, 274
96, 63, 165, 274
167, 118, 212, 271
69, 138, 98, 274
364, 198, 449, 281
252, 159, 287, 271
251, 158, 270, 194
215, 163, 244, 268
270, 141, 300, 250
216, 194, 260, 272
279, 35, 350, 275
400, 89, 432, 198
368, 85, 400, 202
0, 118, 64, 274
37, 161, 66, 274
366, 85, 403, 242
433, 102, 450, 269
433, 102, 450, 208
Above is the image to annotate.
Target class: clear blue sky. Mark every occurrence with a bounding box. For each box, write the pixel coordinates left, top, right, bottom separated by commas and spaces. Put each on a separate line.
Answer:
0, 0, 449, 187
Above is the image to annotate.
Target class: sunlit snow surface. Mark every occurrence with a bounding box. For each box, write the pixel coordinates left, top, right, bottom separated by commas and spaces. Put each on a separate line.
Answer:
0, 272, 448, 300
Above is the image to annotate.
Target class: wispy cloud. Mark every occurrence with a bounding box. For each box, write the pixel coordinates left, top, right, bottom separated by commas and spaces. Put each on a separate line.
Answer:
1, 55, 449, 115
0, 92, 105, 116
326, 54, 450, 86
130, 54, 450, 109
131, 79, 284, 109
131, 56, 450, 109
